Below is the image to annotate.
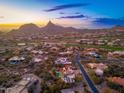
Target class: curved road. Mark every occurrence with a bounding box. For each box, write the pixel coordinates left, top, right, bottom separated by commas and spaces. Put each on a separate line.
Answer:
76, 54, 99, 93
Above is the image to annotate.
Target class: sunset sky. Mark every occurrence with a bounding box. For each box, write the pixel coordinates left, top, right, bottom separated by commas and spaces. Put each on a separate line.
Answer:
0, 0, 124, 31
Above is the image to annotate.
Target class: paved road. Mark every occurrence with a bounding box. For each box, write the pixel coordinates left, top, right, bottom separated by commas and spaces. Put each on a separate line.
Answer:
76, 54, 99, 93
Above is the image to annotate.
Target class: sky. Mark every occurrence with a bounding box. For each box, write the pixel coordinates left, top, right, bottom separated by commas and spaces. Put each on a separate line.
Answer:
0, 0, 124, 31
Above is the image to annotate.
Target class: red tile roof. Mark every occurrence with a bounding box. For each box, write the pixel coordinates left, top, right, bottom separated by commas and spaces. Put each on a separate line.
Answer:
108, 77, 124, 87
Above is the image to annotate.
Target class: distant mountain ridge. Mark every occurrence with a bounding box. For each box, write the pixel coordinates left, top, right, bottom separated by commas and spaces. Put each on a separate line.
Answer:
111, 25, 124, 31
19, 23, 40, 32
7, 21, 79, 36
7, 21, 124, 36
41, 21, 79, 34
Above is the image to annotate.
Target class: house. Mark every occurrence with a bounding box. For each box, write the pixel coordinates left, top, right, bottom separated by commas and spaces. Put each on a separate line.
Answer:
85, 52, 100, 58
107, 52, 113, 59
5, 74, 41, 93
87, 63, 107, 76
85, 48, 98, 52
62, 74, 75, 83
17, 43, 26, 46
87, 63, 107, 70
95, 68, 103, 76
38, 50, 43, 55
31, 50, 43, 54
33, 57, 42, 63
108, 51, 124, 58
61, 66, 75, 83
31, 50, 38, 54
96, 40, 106, 45
107, 40, 119, 46
6, 80, 30, 93
87, 63, 97, 69
112, 51, 124, 55
55, 57, 72, 65
59, 51, 73, 56
107, 77, 124, 87
107, 42, 114, 46
9, 56, 25, 64
20, 57, 25, 61
61, 88, 75, 93
29, 43, 38, 46
50, 47, 59, 52
54, 65, 76, 83
87, 41, 94, 45
26, 47, 33, 51
97, 63, 108, 70
78, 39, 90, 44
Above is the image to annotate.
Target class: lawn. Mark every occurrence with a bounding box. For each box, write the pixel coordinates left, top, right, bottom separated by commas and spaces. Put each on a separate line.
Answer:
65, 43, 124, 51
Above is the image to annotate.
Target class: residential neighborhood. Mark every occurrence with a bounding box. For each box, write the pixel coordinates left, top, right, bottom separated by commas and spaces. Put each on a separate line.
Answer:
0, 29, 124, 93
0, 0, 124, 93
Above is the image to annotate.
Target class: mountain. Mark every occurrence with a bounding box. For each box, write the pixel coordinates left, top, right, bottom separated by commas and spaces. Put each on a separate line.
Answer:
41, 21, 64, 32
0, 31, 2, 34
7, 21, 124, 37
7, 21, 80, 36
18, 23, 40, 32
7, 23, 40, 36
111, 25, 124, 31
40, 21, 79, 34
